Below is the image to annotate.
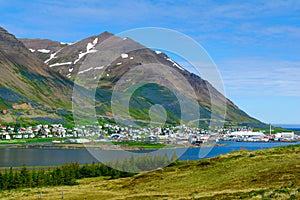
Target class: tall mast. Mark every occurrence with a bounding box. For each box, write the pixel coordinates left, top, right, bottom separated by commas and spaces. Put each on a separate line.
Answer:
269, 123, 271, 135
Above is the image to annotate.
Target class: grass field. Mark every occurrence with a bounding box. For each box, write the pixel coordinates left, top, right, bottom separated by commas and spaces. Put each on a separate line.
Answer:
0, 145, 299, 199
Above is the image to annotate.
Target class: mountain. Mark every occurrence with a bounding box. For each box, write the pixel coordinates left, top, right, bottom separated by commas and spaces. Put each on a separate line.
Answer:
21, 32, 113, 80
0, 27, 263, 127
0, 27, 73, 124
18, 38, 67, 62
21, 31, 262, 127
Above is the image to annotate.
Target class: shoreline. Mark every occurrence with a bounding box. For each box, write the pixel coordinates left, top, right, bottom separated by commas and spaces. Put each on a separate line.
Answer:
1, 140, 298, 150
0, 142, 226, 150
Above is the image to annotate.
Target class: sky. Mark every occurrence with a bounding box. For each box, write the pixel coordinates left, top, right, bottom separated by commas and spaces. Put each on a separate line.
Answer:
0, 0, 300, 125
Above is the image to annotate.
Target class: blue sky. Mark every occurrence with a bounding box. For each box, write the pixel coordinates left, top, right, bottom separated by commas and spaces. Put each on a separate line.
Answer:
1, 0, 300, 124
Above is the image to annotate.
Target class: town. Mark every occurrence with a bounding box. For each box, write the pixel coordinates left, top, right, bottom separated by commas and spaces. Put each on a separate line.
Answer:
0, 123, 299, 146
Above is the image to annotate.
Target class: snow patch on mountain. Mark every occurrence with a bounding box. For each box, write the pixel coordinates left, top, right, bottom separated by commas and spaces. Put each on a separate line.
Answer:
44, 48, 64, 64
155, 51, 162, 54
37, 49, 51, 53
74, 50, 98, 64
78, 67, 93, 74
67, 42, 76, 45
93, 38, 98, 45
45, 52, 57, 63
94, 66, 104, 70
49, 62, 72, 67
121, 53, 128, 59
29, 48, 35, 52
74, 38, 98, 64
172, 62, 184, 71
86, 43, 94, 52
166, 58, 185, 71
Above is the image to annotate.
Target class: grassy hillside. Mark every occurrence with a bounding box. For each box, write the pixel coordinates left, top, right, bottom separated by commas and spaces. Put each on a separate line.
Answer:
1, 144, 299, 199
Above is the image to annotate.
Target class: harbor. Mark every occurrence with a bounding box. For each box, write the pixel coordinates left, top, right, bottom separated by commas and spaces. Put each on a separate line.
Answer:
1, 123, 299, 148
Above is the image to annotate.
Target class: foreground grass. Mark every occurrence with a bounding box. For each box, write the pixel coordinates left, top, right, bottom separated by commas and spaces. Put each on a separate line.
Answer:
1, 145, 300, 199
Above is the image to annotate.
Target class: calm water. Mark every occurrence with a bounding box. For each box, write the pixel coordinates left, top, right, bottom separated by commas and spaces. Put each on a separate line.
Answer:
0, 141, 299, 167
180, 141, 300, 160
275, 124, 300, 132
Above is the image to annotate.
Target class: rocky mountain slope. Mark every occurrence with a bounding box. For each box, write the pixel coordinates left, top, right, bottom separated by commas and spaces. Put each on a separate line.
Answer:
21, 32, 261, 127
19, 38, 67, 62
0, 27, 263, 126
0, 27, 73, 124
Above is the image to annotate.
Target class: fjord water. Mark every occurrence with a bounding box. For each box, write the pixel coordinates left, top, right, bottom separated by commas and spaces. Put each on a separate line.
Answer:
180, 141, 300, 160
274, 124, 300, 132
0, 141, 299, 167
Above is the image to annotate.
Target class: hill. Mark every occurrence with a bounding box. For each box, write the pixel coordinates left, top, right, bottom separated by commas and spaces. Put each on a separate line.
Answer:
1, 144, 299, 199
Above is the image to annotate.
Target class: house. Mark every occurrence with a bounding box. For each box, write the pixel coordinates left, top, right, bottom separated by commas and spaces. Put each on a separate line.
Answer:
17, 127, 26, 134
22, 134, 29, 139
7, 126, 14, 133
42, 128, 51, 135
2, 134, 11, 140
189, 134, 209, 144
12, 134, 22, 139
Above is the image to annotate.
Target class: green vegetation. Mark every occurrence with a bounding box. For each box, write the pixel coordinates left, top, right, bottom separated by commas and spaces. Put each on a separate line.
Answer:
0, 138, 65, 145
253, 126, 289, 134
112, 141, 168, 149
0, 144, 299, 199
0, 162, 133, 191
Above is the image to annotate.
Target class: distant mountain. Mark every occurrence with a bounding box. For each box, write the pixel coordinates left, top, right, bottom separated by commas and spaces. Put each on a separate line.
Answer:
1, 27, 264, 127
0, 27, 73, 124
19, 38, 67, 62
